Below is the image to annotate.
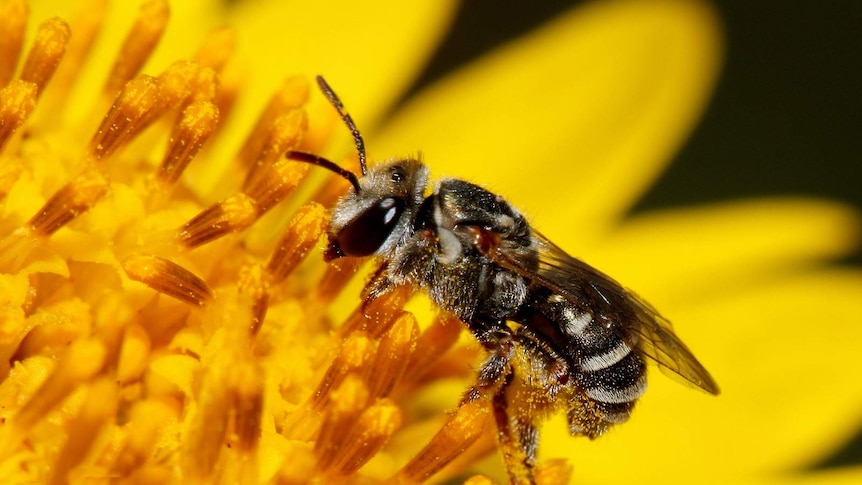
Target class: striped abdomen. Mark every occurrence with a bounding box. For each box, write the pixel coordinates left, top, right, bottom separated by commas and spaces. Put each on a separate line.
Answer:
517, 291, 647, 439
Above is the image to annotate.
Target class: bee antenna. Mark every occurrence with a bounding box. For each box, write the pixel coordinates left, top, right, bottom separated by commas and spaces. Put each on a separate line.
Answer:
285, 150, 361, 193
315, 75, 367, 176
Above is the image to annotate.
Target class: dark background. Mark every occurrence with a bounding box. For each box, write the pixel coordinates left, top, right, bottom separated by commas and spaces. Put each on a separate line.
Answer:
406, 0, 862, 469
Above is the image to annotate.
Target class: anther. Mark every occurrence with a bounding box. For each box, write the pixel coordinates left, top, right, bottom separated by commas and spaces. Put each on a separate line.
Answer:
89, 75, 161, 160
236, 76, 309, 169
122, 254, 213, 307
156, 100, 218, 186
19, 17, 71, 98
395, 400, 491, 483
28, 167, 109, 236
0, 80, 36, 152
103, 0, 169, 96
364, 312, 419, 399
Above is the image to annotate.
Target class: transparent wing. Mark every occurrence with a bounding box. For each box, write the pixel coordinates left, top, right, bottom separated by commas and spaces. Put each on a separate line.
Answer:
484, 228, 720, 395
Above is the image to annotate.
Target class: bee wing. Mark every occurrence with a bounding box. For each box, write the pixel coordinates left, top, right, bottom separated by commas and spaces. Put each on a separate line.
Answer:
486, 229, 719, 395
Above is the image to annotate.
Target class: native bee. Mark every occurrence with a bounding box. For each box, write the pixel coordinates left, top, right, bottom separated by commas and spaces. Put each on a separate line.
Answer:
288, 76, 719, 483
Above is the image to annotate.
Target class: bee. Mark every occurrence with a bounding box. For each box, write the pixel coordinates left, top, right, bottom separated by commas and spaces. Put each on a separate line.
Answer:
288, 76, 720, 483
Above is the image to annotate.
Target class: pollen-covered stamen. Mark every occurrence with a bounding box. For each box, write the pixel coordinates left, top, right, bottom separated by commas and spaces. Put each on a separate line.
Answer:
0, 0, 27, 87
108, 399, 177, 477
156, 100, 218, 186
314, 375, 370, 472
395, 399, 492, 483
28, 167, 109, 236
238, 263, 271, 336
19, 17, 70, 98
340, 285, 412, 338
48, 377, 117, 485
0, 79, 36, 152
243, 108, 308, 191
89, 75, 161, 160
156, 61, 214, 113
122, 254, 213, 307
401, 312, 463, 388
310, 332, 374, 410
236, 75, 309, 170
364, 312, 419, 399
176, 192, 257, 248
231, 362, 265, 455
103, 0, 169, 97
248, 203, 327, 333
331, 399, 403, 476
309, 257, 363, 308
0, 339, 107, 458
267, 202, 328, 283
37, 0, 106, 117
177, 111, 309, 249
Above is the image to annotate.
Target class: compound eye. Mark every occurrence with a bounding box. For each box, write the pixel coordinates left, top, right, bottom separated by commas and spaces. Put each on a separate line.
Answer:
335, 197, 403, 257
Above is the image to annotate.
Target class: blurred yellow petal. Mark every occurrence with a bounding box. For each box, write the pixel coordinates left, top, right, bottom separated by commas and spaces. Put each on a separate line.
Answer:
227, 0, 459, 157
590, 198, 860, 302
376, 0, 722, 245
728, 467, 862, 485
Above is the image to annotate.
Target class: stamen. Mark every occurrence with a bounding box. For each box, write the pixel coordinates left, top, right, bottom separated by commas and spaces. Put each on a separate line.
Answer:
310, 333, 374, 410
37, 0, 106, 116
28, 167, 109, 236
242, 109, 308, 191
178, 110, 308, 248
236, 76, 309, 169
156, 100, 218, 186
0, 339, 107, 457
247, 203, 327, 333
395, 399, 492, 483
0, 80, 36, 152
89, 75, 161, 160
48, 377, 117, 484
0, 0, 27, 87
122, 254, 213, 307
19, 17, 71, 98
176, 192, 258, 248
103, 0, 170, 96
116, 323, 152, 385
232, 362, 264, 454
314, 375, 370, 471
238, 263, 271, 336
401, 312, 463, 387
364, 312, 419, 399
331, 398, 402, 475
108, 399, 176, 476
266, 202, 328, 284
341, 285, 411, 337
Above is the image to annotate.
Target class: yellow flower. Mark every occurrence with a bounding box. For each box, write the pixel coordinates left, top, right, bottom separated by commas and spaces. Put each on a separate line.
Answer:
0, 1, 859, 485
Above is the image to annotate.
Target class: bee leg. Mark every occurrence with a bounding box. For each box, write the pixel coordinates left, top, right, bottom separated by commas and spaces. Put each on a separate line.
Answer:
491, 375, 539, 485
460, 328, 513, 405
459, 328, 538, 484
361, 262, 393, 303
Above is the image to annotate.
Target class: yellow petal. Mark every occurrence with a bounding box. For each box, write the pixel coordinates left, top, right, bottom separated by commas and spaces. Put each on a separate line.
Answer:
589, 198, 860, 303
226, 0, 458, 157
727, 467, 862, 485
376, 0, 722, 244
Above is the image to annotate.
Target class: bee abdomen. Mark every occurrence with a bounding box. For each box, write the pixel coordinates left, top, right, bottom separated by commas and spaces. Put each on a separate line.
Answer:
568, 315, 647, 435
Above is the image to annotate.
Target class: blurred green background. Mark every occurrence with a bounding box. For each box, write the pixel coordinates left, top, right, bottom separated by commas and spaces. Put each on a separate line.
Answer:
404, 0, 862, 468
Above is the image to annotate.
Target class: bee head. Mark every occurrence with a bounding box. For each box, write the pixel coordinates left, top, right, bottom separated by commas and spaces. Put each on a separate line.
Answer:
286, 76, 428, 261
